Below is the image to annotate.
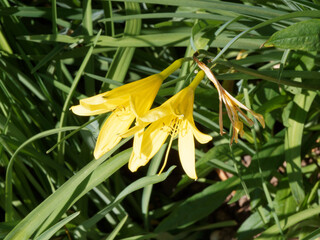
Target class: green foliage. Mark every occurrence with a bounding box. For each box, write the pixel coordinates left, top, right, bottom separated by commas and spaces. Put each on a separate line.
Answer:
265, 19, 320, 51
0, 0, 319, 239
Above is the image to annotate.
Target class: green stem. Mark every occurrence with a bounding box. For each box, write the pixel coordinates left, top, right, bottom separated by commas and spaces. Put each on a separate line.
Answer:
229, 141, 250, 200
82, 0, 95, 95
52, 0, 58, 34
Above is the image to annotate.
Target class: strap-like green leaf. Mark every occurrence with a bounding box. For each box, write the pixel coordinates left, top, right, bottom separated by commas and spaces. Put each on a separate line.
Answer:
265, 19, 320, 51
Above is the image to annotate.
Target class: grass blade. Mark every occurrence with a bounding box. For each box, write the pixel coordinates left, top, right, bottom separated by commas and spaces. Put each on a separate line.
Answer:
34, 212, 80, 240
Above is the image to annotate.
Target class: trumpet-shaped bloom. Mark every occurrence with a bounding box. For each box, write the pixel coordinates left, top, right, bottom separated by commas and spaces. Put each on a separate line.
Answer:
124, 70, 212, 179
71, 59, 184, 159
193, 55, 265, 143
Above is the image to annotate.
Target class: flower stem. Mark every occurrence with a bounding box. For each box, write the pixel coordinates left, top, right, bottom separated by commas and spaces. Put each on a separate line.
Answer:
160, 58, 185, 79
189, 70, 205, 90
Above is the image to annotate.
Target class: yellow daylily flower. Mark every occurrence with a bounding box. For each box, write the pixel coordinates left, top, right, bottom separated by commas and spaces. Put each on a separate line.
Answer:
70, 59, 184, 159
124, 70, 212, 179
193, 55, 265, 144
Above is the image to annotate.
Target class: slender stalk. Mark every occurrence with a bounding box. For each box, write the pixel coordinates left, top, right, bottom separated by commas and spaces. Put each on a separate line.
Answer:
229, 140, 250, 200
82, 0, 95, 95
51, 0, 58, 34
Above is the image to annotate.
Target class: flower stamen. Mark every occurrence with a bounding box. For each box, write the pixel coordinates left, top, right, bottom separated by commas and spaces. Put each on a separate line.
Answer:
158, 134, 174, 175
113, 105, 132, 120
158, 117, 182, 175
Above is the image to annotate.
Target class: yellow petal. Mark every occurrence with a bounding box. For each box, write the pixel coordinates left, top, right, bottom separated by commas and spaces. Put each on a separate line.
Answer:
140, 104, 171, 123
120, 124, 145, 138
94, 111, 135, 159
171, 87, 195, 117
129, 79, 163, 117
70, 104, 108, 116
102, 59, 182, 102
188, 118, 212, 144
132, 129, 144, 157
79, 92, 117, 112
76, 73, 164, 116
71, 92, 123, 116
140, 87, 193, 123
128, 129, 148, 172
106, 74, 163, 100
140, 117, 171, 161
79, 92, 106, 105
178, 122, 197, 179
128, 153, 149, 172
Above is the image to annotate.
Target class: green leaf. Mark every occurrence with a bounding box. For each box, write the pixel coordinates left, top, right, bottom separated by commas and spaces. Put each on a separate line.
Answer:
301, 227, 320, 240
257, 205, 320, 239
5, 126, 81, 222
174, 143, 240, 196
34, 212, 80, 240
237, 207, 271, 240
141, 144, 167, 229
0, 221, 18, 239
19, 33, 265, 49
105, 215, 128, 240
76, 166, 176, 232
274, 178, 297, 218
101, 2, 141, 90
265, 19, 320, 51
155, 177, 240, 232
191, 19, 221, 50
0, 58, 46, 100
111, 0, 286, 18
5, 146, 131, 240
284, 90, 317, 205
256, 95, 290, 115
